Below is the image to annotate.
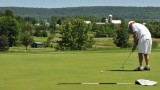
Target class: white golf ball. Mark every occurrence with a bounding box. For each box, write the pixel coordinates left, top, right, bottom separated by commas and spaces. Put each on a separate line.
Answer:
101, 71, 103, 73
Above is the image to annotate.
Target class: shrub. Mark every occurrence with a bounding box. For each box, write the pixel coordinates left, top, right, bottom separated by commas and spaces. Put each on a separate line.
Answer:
152, 41, 159, 48
0, 35, 9, 51
56, 18, 94, 50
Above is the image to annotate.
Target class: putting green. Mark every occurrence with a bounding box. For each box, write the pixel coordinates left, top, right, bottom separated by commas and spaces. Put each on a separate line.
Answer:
0, 51, 159, 90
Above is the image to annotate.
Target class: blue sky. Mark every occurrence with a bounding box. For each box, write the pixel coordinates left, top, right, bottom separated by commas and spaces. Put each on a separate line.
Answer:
0, 0, 160, 8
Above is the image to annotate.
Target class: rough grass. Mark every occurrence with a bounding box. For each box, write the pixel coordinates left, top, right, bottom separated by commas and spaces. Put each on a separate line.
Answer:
94, 38, 115, 48
0, 50, 159, 90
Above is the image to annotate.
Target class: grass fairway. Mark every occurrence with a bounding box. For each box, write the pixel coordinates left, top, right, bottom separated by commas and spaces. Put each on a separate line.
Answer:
0, 50, 159, 90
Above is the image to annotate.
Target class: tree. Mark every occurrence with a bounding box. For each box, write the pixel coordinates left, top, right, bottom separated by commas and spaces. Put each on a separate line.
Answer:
49, 22, 57, 34
43, 35, 54, 48
21, 32, 34, 50
57, 18, 62, 25
21, 22, 34, 35
0, 11, 3, 17
95, 24, 107, 37
0, 16, 19, 47
94, 23, 116, 37
101, 17, 106, 22
106, 23, 116, 37
113, 19, 130, 48
146, 21, 160, 38
113, 29, 130, 48
56, 18, 94, 50
0, 35, 9, 51
4, 10, 14, 17
34, 25, 47, 37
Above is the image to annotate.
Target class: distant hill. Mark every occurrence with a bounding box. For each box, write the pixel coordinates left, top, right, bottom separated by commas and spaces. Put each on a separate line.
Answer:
0, 6, 160, 20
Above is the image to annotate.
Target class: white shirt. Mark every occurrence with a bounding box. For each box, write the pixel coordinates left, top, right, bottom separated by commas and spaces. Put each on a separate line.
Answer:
132, 23, 151, 39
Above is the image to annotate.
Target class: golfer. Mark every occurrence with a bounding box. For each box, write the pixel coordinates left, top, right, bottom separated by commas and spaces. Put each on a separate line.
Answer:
128, 21, 152, 71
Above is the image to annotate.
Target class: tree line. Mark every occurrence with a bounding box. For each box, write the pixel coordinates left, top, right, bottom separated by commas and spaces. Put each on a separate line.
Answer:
0, 10, 160, 51
0, 6, 160, 20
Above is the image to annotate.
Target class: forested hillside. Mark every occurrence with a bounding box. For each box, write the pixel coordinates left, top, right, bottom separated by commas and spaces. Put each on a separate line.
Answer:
0, 6, 160, 19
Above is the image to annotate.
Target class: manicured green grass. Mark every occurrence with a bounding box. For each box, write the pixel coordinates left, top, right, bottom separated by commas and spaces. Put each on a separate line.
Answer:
33, 36, 48, 42
0, 50, 159, 90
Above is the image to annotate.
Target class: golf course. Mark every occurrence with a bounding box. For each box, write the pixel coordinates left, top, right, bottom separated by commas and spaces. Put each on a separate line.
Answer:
0, 48, 159, 90
1, 5, 160, 90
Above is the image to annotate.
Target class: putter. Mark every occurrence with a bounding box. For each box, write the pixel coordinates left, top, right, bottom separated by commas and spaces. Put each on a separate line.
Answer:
121, 51, 133, 69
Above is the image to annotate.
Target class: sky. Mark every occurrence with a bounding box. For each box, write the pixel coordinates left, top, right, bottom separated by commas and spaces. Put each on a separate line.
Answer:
0, 0, 160, 8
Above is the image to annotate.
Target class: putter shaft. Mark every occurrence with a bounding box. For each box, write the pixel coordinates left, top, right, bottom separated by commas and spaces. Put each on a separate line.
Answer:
121, 51, 132, 68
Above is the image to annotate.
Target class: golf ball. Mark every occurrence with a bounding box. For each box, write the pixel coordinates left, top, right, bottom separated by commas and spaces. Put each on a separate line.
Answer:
101, 71, 103, 73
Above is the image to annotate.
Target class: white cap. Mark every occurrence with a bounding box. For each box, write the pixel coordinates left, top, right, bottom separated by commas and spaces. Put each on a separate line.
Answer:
128, 21, 135, 27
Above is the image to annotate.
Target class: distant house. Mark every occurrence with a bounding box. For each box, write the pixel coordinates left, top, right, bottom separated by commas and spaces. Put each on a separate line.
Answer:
45, 21, 50, 26
31, 42, 43, 48
84, 21, 91, 24
35, 23, 40, 26
56, 24, 60, 27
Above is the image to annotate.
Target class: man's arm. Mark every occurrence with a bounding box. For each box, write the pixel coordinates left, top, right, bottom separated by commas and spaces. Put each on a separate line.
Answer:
132, 31, 138, 52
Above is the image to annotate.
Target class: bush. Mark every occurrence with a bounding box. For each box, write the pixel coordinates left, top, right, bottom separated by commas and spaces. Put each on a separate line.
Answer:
113, 28, 130, 48
56, 18, 94, 50
21, 32, 34, 50
43, 36, 54, 48
0, 35, 9, 51
152, 41, 159, 48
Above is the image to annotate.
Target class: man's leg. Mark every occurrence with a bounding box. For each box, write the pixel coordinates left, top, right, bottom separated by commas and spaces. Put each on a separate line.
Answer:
138, 53, 143, 66
144, 53, 149, 66
134, 53, 144, 71
144, 53, 150, 70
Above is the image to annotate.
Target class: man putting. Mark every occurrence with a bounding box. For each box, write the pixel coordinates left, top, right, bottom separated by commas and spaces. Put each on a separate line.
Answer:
128, 21, 152, 71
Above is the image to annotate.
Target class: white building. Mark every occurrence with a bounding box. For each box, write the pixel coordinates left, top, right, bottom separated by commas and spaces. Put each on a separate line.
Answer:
107, 14, 121, 24
95, 22, 105, 25
96, 15, 121, 25
35, 23, 40, 26
83, 15, 121, 25
84, 21, 91, 24
111, 20, 121, 24
45, 21, 50, 26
